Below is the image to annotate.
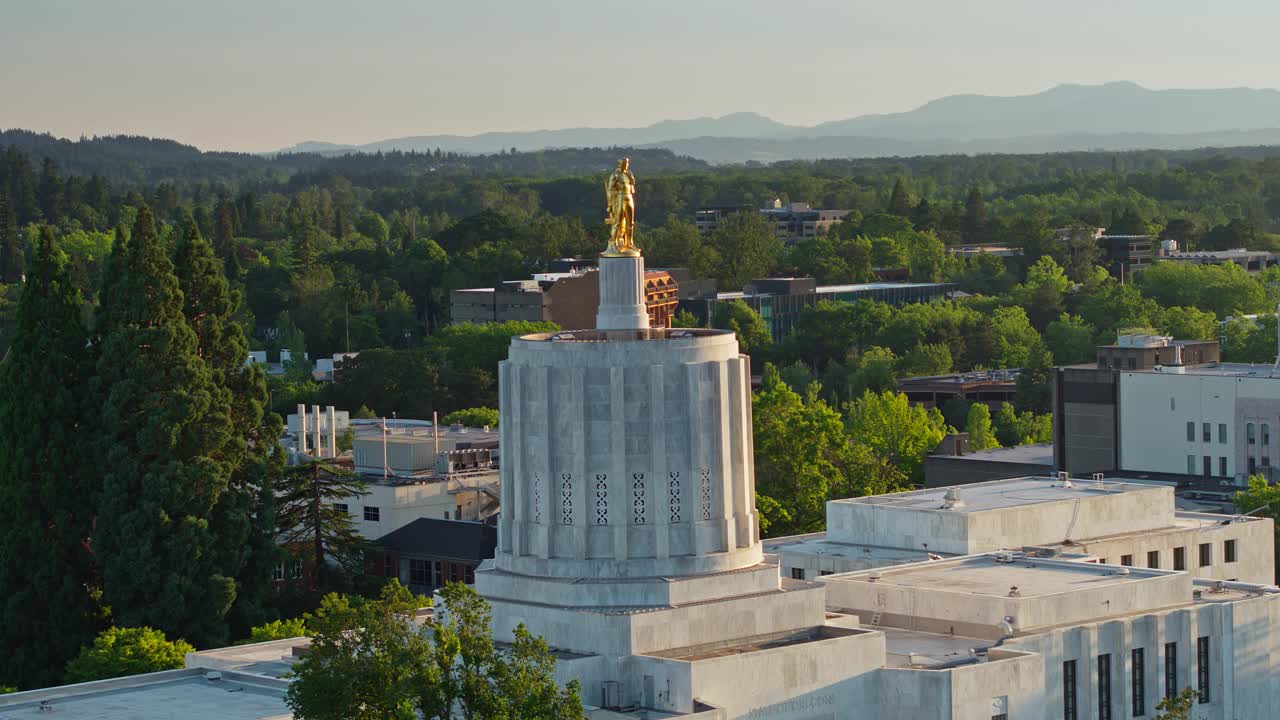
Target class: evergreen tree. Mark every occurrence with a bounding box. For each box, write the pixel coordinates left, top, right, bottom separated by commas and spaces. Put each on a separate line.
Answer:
214, 199, 243, 278
276, 460, 369, 591
962, 185, 987, 243
0, 227, 101, 689
173, 213, 280, 637
887, 177, 912, 217
93, 206, 236, 646
0, 192, 22, 283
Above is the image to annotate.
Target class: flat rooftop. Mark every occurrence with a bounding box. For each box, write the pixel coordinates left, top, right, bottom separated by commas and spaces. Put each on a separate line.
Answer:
1129, 362, 1280, 378
838, 476, 1155, 514
0, 670, 289, 720
939, 443, 1053, 466
861, 554, 1156, 599
879, 627, 994, 668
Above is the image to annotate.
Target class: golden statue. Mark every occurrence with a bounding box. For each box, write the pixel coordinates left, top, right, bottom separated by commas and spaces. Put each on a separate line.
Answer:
603, 157, 639, 256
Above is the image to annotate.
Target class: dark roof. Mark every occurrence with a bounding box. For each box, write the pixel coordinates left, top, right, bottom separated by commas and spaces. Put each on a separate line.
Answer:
376, 518, 497, 563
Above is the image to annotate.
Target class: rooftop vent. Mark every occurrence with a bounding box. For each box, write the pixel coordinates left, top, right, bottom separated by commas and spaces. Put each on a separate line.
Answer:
993, 552, 1015, 563
867, 570, 882, 582
205, 671, 223, 682
1111, 567, 1131, 576
1211, 580, 1228, 594
1056, 471, 1073, 489
941, 487, 965, 509
1008, 585, 1020, 597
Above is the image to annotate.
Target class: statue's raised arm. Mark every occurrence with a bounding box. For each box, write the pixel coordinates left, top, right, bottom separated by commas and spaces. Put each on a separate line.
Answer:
603, 158, 638, 256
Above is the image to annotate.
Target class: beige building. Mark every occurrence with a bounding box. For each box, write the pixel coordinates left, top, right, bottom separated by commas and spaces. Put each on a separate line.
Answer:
770, 476, 1273, 585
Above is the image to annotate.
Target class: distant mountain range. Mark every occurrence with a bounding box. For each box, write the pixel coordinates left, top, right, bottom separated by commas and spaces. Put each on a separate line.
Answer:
277, 82, 1280, 163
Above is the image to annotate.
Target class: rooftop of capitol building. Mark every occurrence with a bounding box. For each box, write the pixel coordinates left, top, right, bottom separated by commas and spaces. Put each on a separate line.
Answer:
834, 475, 1159, 515
0, 668, 290, 720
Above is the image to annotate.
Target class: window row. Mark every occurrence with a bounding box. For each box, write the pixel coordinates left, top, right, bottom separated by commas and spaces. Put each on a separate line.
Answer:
1185, 421, 1229, 444
331, 503, 381, 521
1063, 639, 1211, 719
1116, 540, 1236, 571
407, 558, 475, 587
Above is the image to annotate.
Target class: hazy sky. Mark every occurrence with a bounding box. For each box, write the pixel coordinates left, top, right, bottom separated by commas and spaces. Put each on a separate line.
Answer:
3, 0, 1278, 152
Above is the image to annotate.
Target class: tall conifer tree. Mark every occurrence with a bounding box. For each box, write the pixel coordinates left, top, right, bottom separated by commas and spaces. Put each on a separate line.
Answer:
174, 213, 280, 636
0, 191, 22, 283
93, 206, 235, 646
213, 199, 242, 278
0, 227, 100, 689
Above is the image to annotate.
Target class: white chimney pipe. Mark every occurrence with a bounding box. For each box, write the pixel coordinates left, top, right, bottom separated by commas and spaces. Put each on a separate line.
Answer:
433, 410, 440, 457
327, 405, 337, 457
312, 405, 322, 459
297, 403, 309, 455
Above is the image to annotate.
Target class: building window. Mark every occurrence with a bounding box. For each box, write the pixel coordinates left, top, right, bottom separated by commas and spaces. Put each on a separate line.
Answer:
1225, 539, 1237, 563
1186, 455, 1195, 474
456, 504, 463, 519
1147, 550, 1160, 569
290, 559, 303, 579
1173, 547, 1186, 571
333, 503, 349, 513
1063, 659, 1078, 720
1121, 554, 1133, 567
1197, 637, 1210, 704
1097, 653, 1112, 720
1248, 422, 1256, 444
272, 562, 285, 581
409, 558, 429, 586
1199, 543, 1211, 567
432, 560, 444, 587
364, 506, 380, 522
1202, 422, 1211, 442
1220, 457, 1227, 477
1127, 357, 1137, 370
790, 567, 805, 580
1265, 455, 1272, 468
1132, 648, 1146, 717
1265, 423, 1272, 446
1187, 422, 1195, 442
1249, 457, 1257, 475
1219, 423, 1227, 444
1165, 642, 1177, 700
1202, 455, 1211, 478
464, 565, 475, 584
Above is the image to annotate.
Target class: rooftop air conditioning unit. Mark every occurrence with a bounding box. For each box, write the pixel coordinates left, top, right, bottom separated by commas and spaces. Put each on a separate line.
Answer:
601, 681, 621, 711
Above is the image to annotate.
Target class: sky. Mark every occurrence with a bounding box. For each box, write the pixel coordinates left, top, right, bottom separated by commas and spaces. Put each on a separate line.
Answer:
2, 0, 1279, 152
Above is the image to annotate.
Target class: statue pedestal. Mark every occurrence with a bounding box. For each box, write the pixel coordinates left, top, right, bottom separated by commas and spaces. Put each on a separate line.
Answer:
595, 254, 649, 330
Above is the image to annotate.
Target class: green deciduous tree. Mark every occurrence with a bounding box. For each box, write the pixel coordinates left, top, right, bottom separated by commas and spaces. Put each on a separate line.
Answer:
238, 617, 309, 645
1015, 341, 1054, 415
844, 389, 949, 484
286, 581, 583, 720
93, 206, 236, 647
641, 215, 719, 280
1043, 314, 1096, 365
443, 407, 499, 429
753, 366, 903, 535
993, 402, 1053, 447
63, 627, 193, 684
1234, 475, 1280, 583
0, 227, 100, 689
965, 403, 1000, 451
712, 299, 772, 356
707, 210, 781, 290
1153, 686, 1197, 720
991, 306, 1041, 369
